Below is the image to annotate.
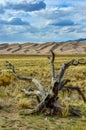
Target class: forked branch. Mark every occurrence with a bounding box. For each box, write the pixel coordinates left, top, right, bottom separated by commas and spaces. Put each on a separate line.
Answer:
56, 59, 86, 89
5, 51, 86, 117
6, 61, 46, 97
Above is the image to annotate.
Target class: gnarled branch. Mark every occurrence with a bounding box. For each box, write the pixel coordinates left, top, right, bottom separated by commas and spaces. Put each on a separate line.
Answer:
56, 59, 86, 90
6, 61, 46, 97
57, 60, 77, 83
64, 86, 86, 102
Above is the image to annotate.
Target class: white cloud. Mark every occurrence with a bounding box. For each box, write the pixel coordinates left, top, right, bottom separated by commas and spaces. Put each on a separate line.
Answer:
0, 0, 86, 42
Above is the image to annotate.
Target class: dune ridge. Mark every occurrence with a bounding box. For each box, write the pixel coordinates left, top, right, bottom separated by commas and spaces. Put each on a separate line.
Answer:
0, 40, 86, 54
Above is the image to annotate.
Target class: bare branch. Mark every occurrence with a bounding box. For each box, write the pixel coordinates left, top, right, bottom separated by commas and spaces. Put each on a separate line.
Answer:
6, 61, 46, 97
64, 86, 86, 102
48, 50, 55, 81
21, 89, 42, 97
69, 107, 82, 117
21, 88, 42, 103
6, 61, 16, 74
56, 59, 86, 83
58, 79, 70, 90
72, 59, 86, 65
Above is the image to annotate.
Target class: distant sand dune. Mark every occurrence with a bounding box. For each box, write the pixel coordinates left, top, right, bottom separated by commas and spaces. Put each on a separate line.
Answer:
0, 40, 86, 54
0, 44, 8, 50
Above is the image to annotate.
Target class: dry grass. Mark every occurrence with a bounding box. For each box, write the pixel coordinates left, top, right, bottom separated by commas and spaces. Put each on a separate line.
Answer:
0, 54, 86, 130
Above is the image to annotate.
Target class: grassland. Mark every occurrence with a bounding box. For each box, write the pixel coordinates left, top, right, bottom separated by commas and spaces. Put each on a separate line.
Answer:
0, 54, 86, 130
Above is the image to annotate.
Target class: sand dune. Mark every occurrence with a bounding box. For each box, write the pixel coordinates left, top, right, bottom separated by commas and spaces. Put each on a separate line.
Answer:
0, 40, 86, 54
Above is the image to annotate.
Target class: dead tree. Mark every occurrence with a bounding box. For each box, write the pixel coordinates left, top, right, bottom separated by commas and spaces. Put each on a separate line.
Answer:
6, 51, 86, 116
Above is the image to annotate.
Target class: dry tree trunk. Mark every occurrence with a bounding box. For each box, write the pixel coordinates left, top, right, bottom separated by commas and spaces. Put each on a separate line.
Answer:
6, 51, 86, 116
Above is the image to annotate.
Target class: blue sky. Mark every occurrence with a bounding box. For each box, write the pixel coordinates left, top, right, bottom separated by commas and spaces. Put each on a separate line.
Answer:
0, 0, 86, 43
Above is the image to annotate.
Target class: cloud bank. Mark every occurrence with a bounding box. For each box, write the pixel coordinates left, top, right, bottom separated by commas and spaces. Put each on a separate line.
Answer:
0, 0, 86, 43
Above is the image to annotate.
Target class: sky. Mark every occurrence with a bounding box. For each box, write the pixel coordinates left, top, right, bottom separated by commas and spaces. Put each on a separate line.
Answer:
0, 0, 86, 43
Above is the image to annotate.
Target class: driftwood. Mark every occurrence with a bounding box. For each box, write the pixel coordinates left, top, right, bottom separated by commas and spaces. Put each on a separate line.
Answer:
6, 51, 86, 116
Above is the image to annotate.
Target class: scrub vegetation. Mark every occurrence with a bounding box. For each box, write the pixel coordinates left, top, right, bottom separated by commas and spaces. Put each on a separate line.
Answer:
0, 54, 86, 130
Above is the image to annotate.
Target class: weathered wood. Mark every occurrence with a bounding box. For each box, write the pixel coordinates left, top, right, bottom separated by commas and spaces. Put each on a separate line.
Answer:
6, 51, 86, 117
69, 107, 82, 117
48, 50, 55, 82
56, 59, 86, 84
6, 61, 46, 97
21, 89, 42, 97
64, 86, 86, 102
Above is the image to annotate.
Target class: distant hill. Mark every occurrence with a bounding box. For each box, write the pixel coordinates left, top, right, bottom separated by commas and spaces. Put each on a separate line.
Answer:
0, 39, 86, 54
